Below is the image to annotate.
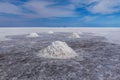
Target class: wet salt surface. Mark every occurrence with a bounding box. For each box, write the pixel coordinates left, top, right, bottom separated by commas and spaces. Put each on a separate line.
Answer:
0, 32, 120, 80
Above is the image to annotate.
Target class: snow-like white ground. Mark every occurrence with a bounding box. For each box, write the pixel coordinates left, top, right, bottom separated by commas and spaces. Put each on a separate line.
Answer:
0, 28, 120, 80
0, 28, 120, 44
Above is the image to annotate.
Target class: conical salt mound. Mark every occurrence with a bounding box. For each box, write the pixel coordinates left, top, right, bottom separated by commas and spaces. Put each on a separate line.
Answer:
27, 32, 39, 37
38, 41, 77, 59
69, 32, 80, 38
48, 31, 54, 34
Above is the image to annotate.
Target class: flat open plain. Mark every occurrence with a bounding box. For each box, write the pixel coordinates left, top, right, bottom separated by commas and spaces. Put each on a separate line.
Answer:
0, 28, 120, 80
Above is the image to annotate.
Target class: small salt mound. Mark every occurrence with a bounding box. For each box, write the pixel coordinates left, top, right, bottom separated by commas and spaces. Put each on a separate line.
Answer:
48, 31, 54, 34
27, 32, 39, 37
79, 32, 83, 34
38, 41, 77, 59
69, 32, 80, 38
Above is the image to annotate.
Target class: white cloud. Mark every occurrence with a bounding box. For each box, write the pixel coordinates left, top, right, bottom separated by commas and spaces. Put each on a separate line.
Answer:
0, 0, 120, 18
0, 2, 22, 14
81, 16, 98, 22
71, 0, 120, 14
88, 0, 120, 14
0, 0, 75, 18
23, 0, 75, 18
71, 0, 98, 7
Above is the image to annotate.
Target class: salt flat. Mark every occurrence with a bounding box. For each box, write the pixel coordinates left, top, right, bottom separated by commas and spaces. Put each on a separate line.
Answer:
0, 28, 120, 80
0, 28, 120, 44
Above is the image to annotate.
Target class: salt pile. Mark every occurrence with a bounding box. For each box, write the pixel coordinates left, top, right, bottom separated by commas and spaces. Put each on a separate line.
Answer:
69, 32, 80, 38
27, 32, 39, 37
48, 31, 54, 34
38, 41, 77, 59
79, 32, 83, 34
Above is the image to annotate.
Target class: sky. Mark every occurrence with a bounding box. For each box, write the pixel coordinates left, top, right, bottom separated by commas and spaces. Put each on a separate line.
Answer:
0, 0, 120, 27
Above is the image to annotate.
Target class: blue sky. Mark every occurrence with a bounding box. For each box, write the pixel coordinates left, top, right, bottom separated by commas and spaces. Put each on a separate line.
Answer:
0, 0, 120, 27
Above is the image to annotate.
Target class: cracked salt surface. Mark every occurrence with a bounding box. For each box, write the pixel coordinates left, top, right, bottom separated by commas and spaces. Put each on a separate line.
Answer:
0, 31, 120, 80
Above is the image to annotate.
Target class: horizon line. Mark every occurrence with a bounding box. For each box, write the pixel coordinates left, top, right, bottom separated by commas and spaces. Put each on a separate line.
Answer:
0, 27, 120, 29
